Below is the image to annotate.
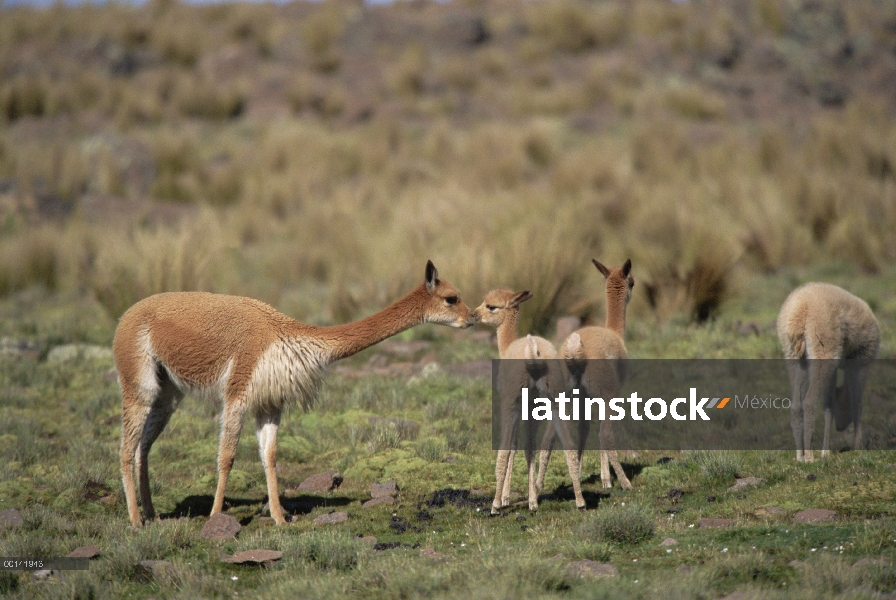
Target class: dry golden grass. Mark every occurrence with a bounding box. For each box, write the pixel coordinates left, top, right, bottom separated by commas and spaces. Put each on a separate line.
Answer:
0, 0, 894, 329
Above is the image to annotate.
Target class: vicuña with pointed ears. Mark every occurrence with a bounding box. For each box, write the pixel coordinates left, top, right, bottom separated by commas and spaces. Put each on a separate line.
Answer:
538, 259, 634, 492
472, 289, 584, 513
115, 261, 474, 527
777, 282, 880, 462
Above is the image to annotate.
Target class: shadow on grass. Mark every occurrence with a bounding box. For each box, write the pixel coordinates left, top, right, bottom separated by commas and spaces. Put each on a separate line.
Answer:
580, 461, 646, 486
161, 493, 353, 520
539, 484, 611, 510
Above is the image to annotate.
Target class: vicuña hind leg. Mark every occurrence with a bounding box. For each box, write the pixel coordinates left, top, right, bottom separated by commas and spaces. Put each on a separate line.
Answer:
802, 360, 837, 462
136, 381, 182, 521
785, 359, 809, 462
255, 410, 286, 524
121, 396, 151, 527
211, 398, 248, 516
600, 422, 631, 489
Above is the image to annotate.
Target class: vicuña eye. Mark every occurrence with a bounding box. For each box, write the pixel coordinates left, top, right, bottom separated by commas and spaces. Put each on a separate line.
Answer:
445, 296, 458, 305
487, 305, 498, 312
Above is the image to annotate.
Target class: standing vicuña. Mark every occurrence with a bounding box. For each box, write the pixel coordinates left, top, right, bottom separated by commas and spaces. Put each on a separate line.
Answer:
472, 290, 584, 513
777, 282, 880, 462
115, 261, 474, 527
537, 259, 634, 492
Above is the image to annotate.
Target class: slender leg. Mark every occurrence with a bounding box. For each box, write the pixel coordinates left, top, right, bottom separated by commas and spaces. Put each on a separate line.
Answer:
535, 431, 553, 493
786, 359, 808, 462
525, 420, 539, 512
136, 382, 182, 521
255, 410, 286, 524
803, 360, 837, 463
550, 418, 585, 509
211, 398, 248, 516
600, 448, 611, 489
501, 450, 515, 507
121, 396, 151, 527
845, 365, 869, 450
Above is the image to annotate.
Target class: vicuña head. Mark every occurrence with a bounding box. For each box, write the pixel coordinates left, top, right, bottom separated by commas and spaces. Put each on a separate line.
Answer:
592, 258, 634, 336
115, 260, 473, 527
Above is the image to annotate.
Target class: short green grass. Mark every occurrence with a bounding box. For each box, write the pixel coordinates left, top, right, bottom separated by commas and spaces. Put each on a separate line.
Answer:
0, 264, 894, 598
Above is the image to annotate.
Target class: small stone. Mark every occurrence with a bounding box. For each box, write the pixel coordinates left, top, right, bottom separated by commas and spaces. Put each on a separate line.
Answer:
358, 535, 377, 544
362, 496, 395, 508
297, 470, 343, 493
0, 508, 24, 528
134, 560, 176, 583
792, 509, 836, 524
753, 506, 787, 518
850, 557, 890, 571
371, 481, 399, 498
806, 473, 817, 481
313, 511, 348, 525
67, 546, 100, 559
419, 546, 448, 560
199, 513, 241, 540
677, 563, 692, 573
728, 477, 765, 493
788, 560, 805, 568
221, 549, 282, 566
568, 560, 619, 578
699, 518, 734, 528
32, 569, 59, 581
660, 538, 678, 546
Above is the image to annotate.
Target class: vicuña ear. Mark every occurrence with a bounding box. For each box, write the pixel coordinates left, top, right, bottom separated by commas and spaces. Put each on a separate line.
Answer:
621, 259, 632, 278
592, 259, 610, 279
510, 290, 533, 307
425, 260, 439, 293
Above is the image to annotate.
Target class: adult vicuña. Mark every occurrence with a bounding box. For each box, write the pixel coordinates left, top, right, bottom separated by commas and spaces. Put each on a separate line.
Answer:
777, 282, 880, 462
472, 290, 584, 513
537, 259, 634, 492
115, 261, 474, 527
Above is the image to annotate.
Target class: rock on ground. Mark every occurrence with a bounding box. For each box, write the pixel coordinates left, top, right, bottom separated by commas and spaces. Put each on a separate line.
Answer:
221, 550, 282, 566
567, 560, 618, 579
199, 513, 241, 540
699, 518, 734, 528
46, 344, 113, 363
314, 511, 348, 525
362, 496, 395, 508
297, 470, 343, 493
67, 546, 100, 559
728, 477, 766, 492
134, 560, 176, 583
0, 508, 23, 528
792, 509, 836, 524
371, 481, 399, 498
660, 538, 678, 546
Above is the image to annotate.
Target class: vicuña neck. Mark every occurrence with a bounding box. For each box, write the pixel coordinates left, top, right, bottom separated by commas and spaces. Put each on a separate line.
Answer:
605, 284, 627, 338
311, 284, 429, 362
496, 311, 519, 357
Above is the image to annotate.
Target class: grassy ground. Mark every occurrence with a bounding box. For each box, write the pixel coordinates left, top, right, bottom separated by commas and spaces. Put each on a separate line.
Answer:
0, 263, 893, 599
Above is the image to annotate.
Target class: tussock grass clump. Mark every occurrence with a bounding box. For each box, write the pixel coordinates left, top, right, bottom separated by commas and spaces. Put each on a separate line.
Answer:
852, 518, 896, 554
291, 530, 368, 571
686, 450, 743, 482
708, 552, 788, 592
87, 215, 222, 318
580, 503, 656, 546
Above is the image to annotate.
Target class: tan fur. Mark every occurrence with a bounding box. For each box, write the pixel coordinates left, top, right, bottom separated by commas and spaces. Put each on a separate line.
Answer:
777, 282, 880, 462
116, 261, 474, 527
537, 259, 634, 492
472, 290, 584, 513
